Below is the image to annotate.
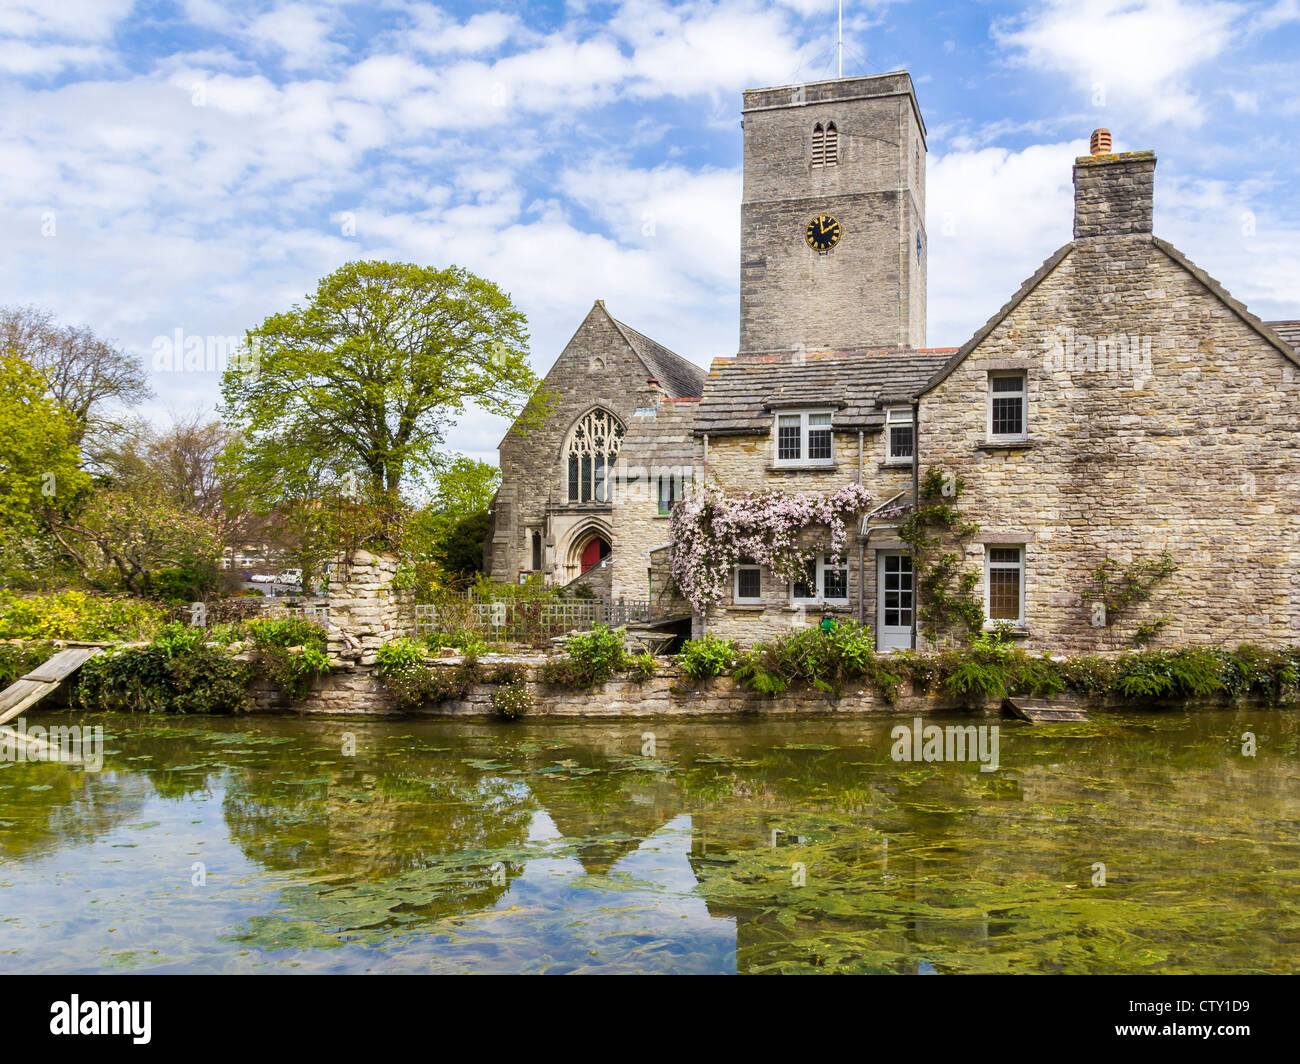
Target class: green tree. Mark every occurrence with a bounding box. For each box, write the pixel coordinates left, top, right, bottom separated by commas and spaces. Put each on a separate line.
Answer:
0, 353, 89, 535
221, 260, 539, 506
441, 509, 492, 578
403, 457, 500, 583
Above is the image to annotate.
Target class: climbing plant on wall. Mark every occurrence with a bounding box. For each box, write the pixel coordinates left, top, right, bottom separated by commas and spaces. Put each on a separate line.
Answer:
669, 482, 877, 614
897, 467, 985, 644
1086, 550, 1178, 642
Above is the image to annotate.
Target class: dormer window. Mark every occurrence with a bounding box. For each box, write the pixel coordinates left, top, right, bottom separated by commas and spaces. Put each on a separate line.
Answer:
886, 406, 914, 462
775, 409, 834, 467
812, 122, 838, 168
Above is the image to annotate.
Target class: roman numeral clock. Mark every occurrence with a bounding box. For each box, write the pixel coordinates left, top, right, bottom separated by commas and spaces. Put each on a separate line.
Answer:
805, 213, 842, 253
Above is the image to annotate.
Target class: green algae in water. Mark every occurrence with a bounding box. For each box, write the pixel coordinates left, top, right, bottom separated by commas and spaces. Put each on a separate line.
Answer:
0, 709, 1296, 973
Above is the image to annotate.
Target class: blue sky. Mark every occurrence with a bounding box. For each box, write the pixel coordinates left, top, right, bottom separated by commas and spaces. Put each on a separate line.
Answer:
3, 0, 1297, 468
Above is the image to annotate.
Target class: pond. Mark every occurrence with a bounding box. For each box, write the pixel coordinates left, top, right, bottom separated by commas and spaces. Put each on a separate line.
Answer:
0, 709, 1296, 974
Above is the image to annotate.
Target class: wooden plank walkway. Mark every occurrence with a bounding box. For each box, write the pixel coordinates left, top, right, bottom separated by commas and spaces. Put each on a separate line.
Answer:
0, 647, 101, 727
1004, 695, 1089, 724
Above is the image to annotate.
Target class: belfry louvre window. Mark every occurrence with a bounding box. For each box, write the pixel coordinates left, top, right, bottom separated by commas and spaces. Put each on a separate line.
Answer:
811, 122, 838, 168
774, 410, 834, 466
566, 408, 624, 504
988, 372, 1026, 439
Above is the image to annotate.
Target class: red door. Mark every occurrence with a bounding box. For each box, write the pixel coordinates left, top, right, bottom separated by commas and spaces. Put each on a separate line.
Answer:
580, 538, 607, 574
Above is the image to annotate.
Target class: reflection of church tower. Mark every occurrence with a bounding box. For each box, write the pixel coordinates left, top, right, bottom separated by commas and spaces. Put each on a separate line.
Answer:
739, 72, 927, 355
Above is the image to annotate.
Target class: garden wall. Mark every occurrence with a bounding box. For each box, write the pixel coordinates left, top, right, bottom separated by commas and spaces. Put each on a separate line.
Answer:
248, 656, 1002, 719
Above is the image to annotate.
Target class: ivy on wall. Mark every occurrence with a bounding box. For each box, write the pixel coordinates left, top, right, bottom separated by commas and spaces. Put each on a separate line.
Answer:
897, 467, 985, 644
1087, 550, 1178, 643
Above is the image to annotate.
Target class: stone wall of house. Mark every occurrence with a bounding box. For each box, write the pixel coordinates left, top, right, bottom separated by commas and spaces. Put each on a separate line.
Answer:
697, 430, 916, 645
740, 72, 926, 354
248, 657, 1001, 719
920, 229, 1300, 652
610, 397, 700, 612
490, 302, 660, 585
326, 550, 412, 666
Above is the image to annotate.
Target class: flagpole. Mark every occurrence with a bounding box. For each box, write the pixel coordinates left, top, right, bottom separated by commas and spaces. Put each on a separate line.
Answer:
838, 0, 843, 77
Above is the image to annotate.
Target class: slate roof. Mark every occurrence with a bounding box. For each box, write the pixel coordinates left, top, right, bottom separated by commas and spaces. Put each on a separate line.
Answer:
607, 313, 707, 398
1266, 321, 1300, 356
692, 349, 955, 436
622, 397, 699, 464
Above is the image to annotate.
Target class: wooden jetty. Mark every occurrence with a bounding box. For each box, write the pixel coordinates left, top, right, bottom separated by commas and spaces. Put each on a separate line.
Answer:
1003, 694, 1089, 724
0, 647, 102, 728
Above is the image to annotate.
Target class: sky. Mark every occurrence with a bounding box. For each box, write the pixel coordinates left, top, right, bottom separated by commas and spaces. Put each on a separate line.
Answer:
2, 0, 1298, 468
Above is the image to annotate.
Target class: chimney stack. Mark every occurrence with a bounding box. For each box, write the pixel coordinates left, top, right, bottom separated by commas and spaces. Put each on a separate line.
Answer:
1073, 132, 1155, 240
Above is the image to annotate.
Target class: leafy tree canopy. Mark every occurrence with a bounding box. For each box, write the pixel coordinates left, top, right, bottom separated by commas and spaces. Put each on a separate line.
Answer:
221, 260, 539, 506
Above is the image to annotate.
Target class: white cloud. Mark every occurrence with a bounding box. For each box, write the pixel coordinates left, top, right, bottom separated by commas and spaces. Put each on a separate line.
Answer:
0, 0, 134, 41
995, 0, 1245, 127
927, 141, 1078, 344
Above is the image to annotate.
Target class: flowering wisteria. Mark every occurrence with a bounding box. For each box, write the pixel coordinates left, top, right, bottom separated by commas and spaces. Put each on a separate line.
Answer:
669, 482, 875, 613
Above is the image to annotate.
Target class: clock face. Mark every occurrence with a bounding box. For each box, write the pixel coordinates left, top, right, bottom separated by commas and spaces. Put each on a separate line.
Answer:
805, 214, 842, 252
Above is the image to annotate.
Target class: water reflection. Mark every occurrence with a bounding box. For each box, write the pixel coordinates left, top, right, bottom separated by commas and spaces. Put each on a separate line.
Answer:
0, 710, 1296, 973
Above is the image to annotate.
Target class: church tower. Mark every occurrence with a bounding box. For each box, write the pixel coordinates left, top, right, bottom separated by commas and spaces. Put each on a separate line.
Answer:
739, 71, 927, 355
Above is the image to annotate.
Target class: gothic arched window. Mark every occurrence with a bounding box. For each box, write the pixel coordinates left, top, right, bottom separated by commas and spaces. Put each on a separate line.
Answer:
565, 408, 623, 504
812, 122, 838, 168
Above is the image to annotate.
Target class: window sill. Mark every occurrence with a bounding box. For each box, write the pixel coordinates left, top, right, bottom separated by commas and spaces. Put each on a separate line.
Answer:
728, 603, 767, 611
769, 463, 838, 473
878, 459, 913, 470
983, 622, 1031, 638
977, 438, 1033, 451
789, 602, 852, 611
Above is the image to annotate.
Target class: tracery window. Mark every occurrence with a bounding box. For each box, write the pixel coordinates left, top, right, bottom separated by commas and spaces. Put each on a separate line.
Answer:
565, 408, 624, 504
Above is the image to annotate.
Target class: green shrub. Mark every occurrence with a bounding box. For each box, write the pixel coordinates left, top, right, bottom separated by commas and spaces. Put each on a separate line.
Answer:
539, 625, 627, 688
75, 631, 250, 715
238, 617, 329, 699
734, 622, 882, 700
243, 617, 326, 651
0, 641, 55, 686
491, 681, 532, 720
626, 651, 657, 682
676, 635, 737, 681
0, 590, 168, 642
376, 637, 429, 676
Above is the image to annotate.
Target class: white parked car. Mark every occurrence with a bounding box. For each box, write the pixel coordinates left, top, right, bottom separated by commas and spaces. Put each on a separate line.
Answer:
277, 569, 303, 585
250, 573, 276, 583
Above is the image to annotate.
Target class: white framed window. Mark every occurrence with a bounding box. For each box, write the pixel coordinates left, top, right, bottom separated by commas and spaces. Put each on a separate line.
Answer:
988, 372, 1026, 440
985, 546, 1025, 625
885, 406, 914, 462
790, 553, 849, 605
734, 560, 762, 603
774, 410, 834, 466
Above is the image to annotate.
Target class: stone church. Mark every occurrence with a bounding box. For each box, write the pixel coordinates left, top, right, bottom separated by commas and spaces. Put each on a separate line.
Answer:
487, 70, 1300, 652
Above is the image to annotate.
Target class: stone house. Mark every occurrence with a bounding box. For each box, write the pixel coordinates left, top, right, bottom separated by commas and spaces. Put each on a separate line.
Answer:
489, 70, 1299, 652
913, 147, 1300, 652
